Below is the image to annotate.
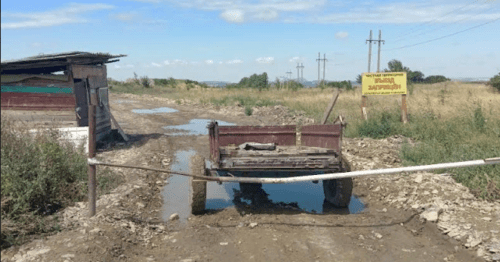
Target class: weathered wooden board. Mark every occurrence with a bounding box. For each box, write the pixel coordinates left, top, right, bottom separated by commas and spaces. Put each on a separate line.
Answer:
71, 64, 107, 79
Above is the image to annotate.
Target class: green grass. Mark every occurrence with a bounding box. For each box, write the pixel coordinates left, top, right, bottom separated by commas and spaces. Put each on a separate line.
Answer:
1, 119, 123, 249
349, 106, 500, 199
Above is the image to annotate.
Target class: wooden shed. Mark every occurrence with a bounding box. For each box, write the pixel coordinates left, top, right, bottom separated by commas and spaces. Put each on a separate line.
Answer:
1, 52, 126, 141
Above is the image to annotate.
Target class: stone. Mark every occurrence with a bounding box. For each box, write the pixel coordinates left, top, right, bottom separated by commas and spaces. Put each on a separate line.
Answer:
414, 174, 423, 183
169, 213, 180, 221
420, 206, 442, 222
489, 241, 500, 253
90, 227, 101, 234
61, 254, 75, 258
249, 222, 258, 228
482, 217, 492, 222
374, 233, 383, 239
137, 202, 145, 208
465, 234, 482, 248
220, 242, 228, 246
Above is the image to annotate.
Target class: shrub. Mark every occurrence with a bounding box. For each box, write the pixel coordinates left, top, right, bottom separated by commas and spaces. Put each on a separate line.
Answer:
1, 120, 87, 218
489, 72, 500, 92
140, 76, 151, 88
244, 106, 253, 116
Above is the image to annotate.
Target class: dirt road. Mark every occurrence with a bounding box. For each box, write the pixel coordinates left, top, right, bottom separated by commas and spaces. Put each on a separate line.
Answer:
2, 93, 498, 262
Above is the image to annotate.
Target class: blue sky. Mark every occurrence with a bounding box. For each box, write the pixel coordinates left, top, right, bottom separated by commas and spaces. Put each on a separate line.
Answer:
2, 0, 499, 82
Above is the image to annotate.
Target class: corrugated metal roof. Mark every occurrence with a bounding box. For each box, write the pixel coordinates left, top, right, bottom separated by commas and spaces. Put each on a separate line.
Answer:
1, 51, 126, 74
1, 51, 125, 64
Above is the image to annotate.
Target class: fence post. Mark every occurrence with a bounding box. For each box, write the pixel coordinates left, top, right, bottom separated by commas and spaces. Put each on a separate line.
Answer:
401, 94, 408, 123
361, 95, 368, 120
88, 89, 97, 217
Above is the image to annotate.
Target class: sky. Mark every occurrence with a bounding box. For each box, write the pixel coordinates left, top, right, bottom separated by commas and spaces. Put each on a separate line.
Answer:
1, 0, 500, 82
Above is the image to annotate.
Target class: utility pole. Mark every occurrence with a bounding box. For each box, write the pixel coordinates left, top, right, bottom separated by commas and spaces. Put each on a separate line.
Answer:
323, 53, 328, 82
366, 30, 373, 73
300, 63, 304, 82
316, 52, 321, 85
296, 63, 300, 82
376, 30, 385, 72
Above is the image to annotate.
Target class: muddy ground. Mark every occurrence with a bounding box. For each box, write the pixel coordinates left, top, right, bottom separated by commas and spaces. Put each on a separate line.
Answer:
1, 93, 499, 262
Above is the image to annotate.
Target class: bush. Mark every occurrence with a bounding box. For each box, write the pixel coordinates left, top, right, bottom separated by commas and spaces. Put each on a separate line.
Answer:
489, 72, 500, 92
1, 121, 88, 218
244, 106, 253, 116
140, 76, 151, 88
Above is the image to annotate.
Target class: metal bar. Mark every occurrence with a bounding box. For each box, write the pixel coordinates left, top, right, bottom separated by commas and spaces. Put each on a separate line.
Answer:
88, 157, 500, 184
87, 93, 97, 217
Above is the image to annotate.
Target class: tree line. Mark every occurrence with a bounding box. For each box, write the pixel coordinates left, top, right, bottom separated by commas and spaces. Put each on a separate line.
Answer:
356, 59, 450, 84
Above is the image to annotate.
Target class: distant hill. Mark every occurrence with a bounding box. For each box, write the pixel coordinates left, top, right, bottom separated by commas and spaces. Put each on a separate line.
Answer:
201, 81, 230, 87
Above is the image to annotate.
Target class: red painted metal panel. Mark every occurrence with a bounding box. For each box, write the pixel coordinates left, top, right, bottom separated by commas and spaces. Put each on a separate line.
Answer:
301, 124, 342, 152
218, 125, 297, 147
1, 92, 76, 111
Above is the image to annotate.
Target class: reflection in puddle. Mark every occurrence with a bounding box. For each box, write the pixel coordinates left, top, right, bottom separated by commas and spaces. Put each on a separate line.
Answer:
161, 150, 195, 223
163, 119, 235, 136
162, 150, 365, 222
132, 107, 178, 114
206, 180, 365, 214
115, 99, 136, 104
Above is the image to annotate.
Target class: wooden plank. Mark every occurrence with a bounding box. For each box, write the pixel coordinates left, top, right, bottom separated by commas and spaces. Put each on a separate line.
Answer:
87, 76, 107, 89
321, 90, 340, 124
71, 64, 106, 79
102, 105, 129, 141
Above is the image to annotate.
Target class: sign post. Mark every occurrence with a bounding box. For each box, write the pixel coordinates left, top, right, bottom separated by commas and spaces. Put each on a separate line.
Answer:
361, 72, 408, 123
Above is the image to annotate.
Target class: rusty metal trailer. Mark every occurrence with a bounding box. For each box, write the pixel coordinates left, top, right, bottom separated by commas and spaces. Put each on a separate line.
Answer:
189, 121, 352, 214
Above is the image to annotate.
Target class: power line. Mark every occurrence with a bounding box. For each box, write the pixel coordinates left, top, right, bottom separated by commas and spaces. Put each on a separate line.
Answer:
385, 16, 500, 51
393, 5, 500, 43
391, 0, 481, 41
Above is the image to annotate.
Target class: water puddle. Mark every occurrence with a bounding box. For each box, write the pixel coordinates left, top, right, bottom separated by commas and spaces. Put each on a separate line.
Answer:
205, 179, 365, 214
162, 151, 365, 223
115, 99, 136, 104
161, 150, 195, 223
163, 119, 235, 136
132, 107, 178, 114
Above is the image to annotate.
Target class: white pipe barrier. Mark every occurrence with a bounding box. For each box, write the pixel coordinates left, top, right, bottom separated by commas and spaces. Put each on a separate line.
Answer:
89, 157, 500, 184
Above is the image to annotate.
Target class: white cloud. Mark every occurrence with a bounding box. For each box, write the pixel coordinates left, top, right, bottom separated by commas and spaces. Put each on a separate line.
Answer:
164, 60, 170, 65
220, 9, 245, 23
205, 60, 214, 64
289, 56, 303, 63
114, 64, 121, 69
158, 0, 500, 24
256, 57, 274, 64
126, 64, 135, 68
253, 9, 278, 21
163, 0, 325, 23
111, 12, 138, 22
335, 31, 348, 39
219, 61, 223, 64
151, 62, 162, 67
173, 59, 188, 65
226, 59, 243, 64
1, 3, 114, 29
311, 2, 500, 24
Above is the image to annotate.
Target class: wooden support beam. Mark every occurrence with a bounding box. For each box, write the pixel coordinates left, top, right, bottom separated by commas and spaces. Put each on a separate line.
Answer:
321, 90, 340, 124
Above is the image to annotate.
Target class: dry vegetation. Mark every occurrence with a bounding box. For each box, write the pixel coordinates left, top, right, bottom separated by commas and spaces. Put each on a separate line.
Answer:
110, 80, 500, 200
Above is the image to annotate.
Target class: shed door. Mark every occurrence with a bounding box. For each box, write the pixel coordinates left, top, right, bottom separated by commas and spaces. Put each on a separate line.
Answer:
74, 79, 88, 126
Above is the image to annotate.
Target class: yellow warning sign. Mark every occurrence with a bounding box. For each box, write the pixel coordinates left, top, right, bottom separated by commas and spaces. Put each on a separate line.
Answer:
362, 72, 407, 95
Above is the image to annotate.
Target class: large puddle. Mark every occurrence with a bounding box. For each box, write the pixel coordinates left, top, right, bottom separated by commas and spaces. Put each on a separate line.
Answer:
132, 107, 178, 114
161, 150, 195, 223
163, 119, 235, 136
162, 150, 365, 222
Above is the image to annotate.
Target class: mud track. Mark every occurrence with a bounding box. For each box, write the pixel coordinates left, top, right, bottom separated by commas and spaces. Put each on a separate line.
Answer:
2, 93, 499, 262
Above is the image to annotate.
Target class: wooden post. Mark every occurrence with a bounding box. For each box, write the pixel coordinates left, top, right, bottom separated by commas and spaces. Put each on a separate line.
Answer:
361, 95, 368, 120
401, 94, 408, 123
321, 90, 340, 124
88, 89, 97, 217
